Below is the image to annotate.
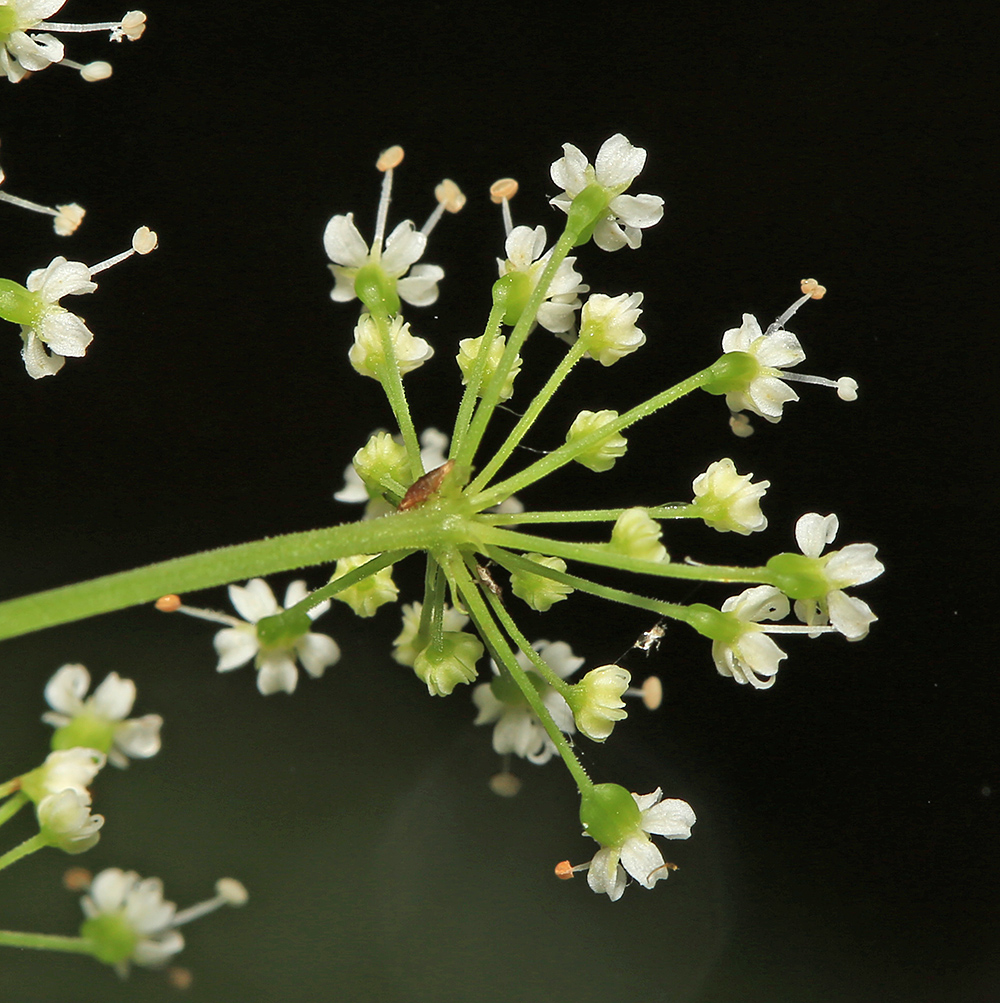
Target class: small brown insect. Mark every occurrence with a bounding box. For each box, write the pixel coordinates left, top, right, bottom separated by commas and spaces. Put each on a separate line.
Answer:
397, 459, 455, 512
634, 621, 666, 653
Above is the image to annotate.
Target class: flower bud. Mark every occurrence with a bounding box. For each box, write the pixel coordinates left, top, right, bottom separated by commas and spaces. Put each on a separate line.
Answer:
330, 555, 398, 617
509, 554, 573, 612
571, 665, 630, 741
609, 508, 668, 562
413, 632, 484, 696
566, 410, 627, 473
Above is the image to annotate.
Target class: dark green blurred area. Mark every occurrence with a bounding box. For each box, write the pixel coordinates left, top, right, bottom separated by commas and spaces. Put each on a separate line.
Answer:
0, 2, 994, 1000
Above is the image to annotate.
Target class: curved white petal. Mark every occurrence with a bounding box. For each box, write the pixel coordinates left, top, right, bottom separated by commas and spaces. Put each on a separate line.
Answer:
30, 258, 96, 302
16, 0, 69, 24
619, 833, 665, 888
228, 578, 278, 622
595, 134, 646, 188
381, 221, 426, 275
586, 847, 625, 900
132, 931, 184, 968
213, 627, 258, 671
6, 31, 63, 71
328, 264, 359, 302
91, 671, 136, 720
592, 218, 628, 252
755, 330, 806, 369
609, 192, 663, 229
550, 143, 590, 195
397, 263, 443, 306
641, 797, 697, 838
21, 330, 65, 378
114, 714, 163, 759
44, 663, 90, 714
827, 590, 877, 640
721, 314, 762, 353
37, 309, 93, 355
825, 543, 884, 587
471, 683, 504, 725
296, 632, 340, 677
746, 375, 799, 420
322, 213, 369, 267
795, 512, 840, 557
256, 654, 298, 695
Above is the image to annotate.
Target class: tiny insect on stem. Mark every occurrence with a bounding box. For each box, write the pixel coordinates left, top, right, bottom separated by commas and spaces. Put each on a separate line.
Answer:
397, 460, 455, 511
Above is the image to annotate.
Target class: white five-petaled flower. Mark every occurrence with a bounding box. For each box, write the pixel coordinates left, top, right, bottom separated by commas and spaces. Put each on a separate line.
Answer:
79, 868, 247, 977
17, 255, 96, 378
792, 513, 884, 640
496, 224, 587, 333
43, 664, 162, 768
213, 579, 340, 695
712, 586, 791, 689
324, 213, 443, 307
586, 789, 696, 902
720, 313, 806, 421
472, 640, 583, 765
550, 134, 664, 251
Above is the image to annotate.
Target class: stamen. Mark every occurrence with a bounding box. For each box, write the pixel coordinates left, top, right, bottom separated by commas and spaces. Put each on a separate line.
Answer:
88, 226, 158, 275
421, 179, 466, 236
781, 372, 859, 400
171, 878, 248, 927
371, 146, 404, 261
554, 859, 591, 880
62, 867, 93, 892
37, 11, 146, 41
490, 178, 518, 237
646, 861, 679, 882
154, 595, 243, 628
765, 279, 827, 336
57, 58, 112, 81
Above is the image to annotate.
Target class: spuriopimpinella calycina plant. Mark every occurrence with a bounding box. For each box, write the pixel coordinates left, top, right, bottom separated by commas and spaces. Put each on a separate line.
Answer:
0, 129, 883, 948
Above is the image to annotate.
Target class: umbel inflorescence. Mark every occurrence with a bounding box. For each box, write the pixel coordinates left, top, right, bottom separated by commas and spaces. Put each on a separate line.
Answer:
0, 127, 882, 928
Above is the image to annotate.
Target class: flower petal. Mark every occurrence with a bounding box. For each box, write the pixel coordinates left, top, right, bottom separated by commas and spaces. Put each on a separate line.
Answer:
44, 664, 90, 714
322, 213, 369, 267
594, 134, 646, 189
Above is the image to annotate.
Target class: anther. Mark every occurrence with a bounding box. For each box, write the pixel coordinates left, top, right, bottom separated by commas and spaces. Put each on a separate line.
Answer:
625, 675, 662, 710
376, 145, 405, 172
489, 772, 521, 797
489, 178, 518, 237
62, 867, 93, 892
800, 277, 826, 299
422, 179, 466, 235
766, 278, 828, 336
155, 594, 182, 612
88, 226, 158, 275
729, 412, 754, 437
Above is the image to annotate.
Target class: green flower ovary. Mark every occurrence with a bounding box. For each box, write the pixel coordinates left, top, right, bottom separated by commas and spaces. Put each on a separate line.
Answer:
766, 553, 830, 600
0, 279, 44, 327
494, 271, 532, 327
353, 263, 401, 317
0, 9, 20, 35
51, 716, 116, 756
685, 603, 746, 644
80, 912, 139, 967
567, 184, 618, 247
579, 783, 641, 847
255, 609, 312, 647
700, 351, 760, 396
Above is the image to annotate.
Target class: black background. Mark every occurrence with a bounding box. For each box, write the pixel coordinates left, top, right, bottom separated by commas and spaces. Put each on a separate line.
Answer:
0, 2, 994, 1001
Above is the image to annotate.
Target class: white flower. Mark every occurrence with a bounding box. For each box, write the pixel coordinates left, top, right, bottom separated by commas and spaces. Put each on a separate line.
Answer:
43, 663, 162, 768
37, 788, 104, 854
691, 458, 769, 535
0, 1, 66, 82
348, 313, 434, 380
20, 747, 106, 805
81, 868, 184, 975
792, 513, 884, 640
213, 579, 340, 695
17, 256, 97, 378
585, 788, 696, 902
579, 292, 645, 365
496, 224, 587, 333
712, 586, 791, 689
550, 134, 664, 251
324, 213, 443, 307
80, 868, 247, 977
719, 313, 806, 421
472, 640, 583, 764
